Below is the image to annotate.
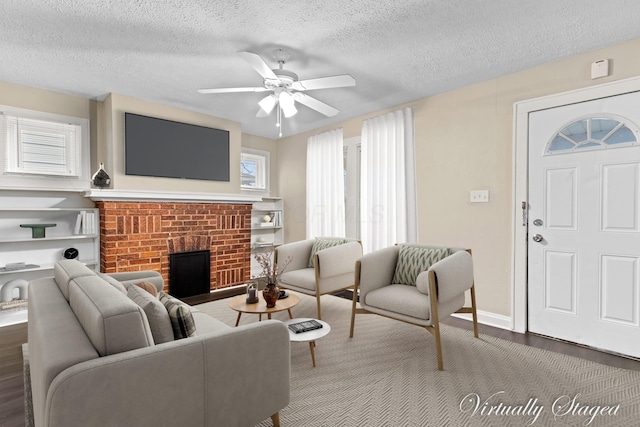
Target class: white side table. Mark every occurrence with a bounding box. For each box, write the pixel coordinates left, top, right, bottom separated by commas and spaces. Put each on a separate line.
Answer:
283, 318, 331, 367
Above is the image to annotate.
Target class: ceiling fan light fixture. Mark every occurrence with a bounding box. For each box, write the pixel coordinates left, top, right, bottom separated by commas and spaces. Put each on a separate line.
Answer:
258, 94, 277, 114
279, 92, 297, 118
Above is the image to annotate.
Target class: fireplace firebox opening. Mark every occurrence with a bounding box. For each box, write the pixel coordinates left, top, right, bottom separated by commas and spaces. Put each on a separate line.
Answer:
169, 250, 211, 298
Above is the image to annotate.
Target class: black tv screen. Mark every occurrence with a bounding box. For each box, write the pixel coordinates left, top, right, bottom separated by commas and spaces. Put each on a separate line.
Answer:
124, 113, 230, 182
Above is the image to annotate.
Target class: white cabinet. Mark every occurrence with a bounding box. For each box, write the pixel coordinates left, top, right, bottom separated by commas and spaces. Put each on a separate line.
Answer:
0, 208, 100, 291
250, 197, 283, 276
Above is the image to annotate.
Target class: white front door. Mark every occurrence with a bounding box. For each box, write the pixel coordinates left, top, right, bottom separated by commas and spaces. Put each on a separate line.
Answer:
528, 90, 640, 357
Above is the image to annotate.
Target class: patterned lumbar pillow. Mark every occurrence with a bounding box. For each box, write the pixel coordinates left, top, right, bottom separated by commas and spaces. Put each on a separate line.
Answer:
158, 292, 197, 339
128, 285, 174, 344
392, 246, 453, 286
308, 237, 349, 268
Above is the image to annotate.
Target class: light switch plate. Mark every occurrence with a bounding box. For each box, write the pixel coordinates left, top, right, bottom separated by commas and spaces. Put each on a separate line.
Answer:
470, 190, 489, 203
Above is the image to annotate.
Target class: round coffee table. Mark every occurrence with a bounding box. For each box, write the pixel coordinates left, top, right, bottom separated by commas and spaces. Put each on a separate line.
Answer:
283, 318, 331, 367
228, 292, 300, 327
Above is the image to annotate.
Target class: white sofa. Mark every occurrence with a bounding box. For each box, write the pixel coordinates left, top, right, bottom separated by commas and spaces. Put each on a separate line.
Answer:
27, 260, 290, 427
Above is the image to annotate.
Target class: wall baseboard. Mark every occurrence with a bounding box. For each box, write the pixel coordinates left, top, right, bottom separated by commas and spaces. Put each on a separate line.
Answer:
452, 309, 513, 331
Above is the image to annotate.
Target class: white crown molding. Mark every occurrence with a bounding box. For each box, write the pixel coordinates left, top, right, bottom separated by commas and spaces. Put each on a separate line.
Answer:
84, 189, 262, 203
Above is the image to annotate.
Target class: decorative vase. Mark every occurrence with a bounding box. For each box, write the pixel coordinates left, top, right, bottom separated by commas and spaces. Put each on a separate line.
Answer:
262, 282, 280, 308
91, 162, 111, 188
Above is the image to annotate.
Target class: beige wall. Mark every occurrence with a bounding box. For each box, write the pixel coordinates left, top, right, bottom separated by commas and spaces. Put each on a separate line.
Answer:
0, 80, 91, 119
277, 37, 640, 318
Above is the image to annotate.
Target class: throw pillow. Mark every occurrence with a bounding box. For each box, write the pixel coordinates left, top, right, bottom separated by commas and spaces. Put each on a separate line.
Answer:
158, 292, 197, 339
133, 280, 158, 297
308, 237, 348, 268
127, 285, 174, 344
392, 246, 453, 286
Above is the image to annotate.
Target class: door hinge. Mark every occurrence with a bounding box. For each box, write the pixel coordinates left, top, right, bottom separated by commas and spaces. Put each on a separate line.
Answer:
521, 201, 528, 227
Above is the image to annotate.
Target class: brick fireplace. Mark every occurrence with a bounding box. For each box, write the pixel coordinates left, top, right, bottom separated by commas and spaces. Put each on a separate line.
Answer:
96, 200, 252, 293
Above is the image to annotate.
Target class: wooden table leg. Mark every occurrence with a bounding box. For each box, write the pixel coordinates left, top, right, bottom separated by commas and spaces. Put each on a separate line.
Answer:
309, 341, 316, 367
287, 308, 293, 319
259, 314, 262, 321
235, 312, 242, 327
267, 313, 272, 320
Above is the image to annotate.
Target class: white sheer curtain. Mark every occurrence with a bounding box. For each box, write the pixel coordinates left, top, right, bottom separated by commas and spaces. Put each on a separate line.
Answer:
360, 107, 417, 253
306, 128, 345, 238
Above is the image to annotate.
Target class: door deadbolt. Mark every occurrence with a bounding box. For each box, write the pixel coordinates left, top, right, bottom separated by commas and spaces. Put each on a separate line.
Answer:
532, 234, 544, 242
533, 219, 543, 226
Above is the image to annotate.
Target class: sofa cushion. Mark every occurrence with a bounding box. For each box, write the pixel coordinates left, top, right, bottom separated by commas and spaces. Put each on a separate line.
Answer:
191, 311, 231, 334
308, 237, 349, 268
54, 260, 96, 300
392, 246, 452, 286
159, 292, 197, 339
96, 272, 127, 294
128, 285, 174, 344
132, 280, 158, 297
69, 275, 154, 356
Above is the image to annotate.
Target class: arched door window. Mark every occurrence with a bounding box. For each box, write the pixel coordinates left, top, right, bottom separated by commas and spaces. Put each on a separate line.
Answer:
545, 115, 639, 155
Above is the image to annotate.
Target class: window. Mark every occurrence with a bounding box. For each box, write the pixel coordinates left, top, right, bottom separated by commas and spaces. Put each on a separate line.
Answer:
241, 148, 269, 191
3, 115, 81, 176
546, 115, 639, 155
1, 107, 87, 181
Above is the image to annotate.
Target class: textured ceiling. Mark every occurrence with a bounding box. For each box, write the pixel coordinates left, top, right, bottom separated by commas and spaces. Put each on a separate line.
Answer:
2, 0, 640, 139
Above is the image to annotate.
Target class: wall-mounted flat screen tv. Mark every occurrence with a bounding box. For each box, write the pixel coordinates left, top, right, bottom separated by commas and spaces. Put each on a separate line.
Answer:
124, 113, 230, 182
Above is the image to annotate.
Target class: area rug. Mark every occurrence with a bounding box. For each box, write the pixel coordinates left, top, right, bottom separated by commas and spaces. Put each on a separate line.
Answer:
196, 292, 640, 427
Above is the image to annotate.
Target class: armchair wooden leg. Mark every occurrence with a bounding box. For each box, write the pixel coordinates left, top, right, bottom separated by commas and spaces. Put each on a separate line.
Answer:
350, 262, 361, 338
431, 323, 444, 371
470, 282, 479, 338
315, 292, 322, 320
271, 412, 280, 427
350, 288, 357, 338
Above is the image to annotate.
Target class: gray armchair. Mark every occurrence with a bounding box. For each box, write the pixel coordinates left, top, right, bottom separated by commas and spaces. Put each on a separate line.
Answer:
275, 237, 362, 320
350, 244, 478, 370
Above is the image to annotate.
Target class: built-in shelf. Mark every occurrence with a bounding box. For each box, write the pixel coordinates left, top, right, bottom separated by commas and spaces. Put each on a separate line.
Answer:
0, 207, 100, 296
250, 197, 284, 276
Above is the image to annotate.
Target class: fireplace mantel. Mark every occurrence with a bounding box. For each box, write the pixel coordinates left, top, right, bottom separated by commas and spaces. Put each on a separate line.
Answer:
84, 189, 262, 203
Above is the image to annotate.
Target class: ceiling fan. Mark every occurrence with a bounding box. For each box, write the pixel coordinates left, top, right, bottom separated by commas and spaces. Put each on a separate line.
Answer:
198, 49, 356, 122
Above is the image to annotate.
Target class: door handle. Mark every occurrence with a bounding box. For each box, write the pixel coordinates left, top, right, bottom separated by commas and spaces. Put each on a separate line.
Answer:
532, 234, 544, 242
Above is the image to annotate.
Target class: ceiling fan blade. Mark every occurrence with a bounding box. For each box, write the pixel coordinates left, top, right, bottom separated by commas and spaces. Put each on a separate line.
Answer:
198, 87, 268, 94
291, 74, 355, 91
238, 51, 278, 81
293, 93, 339, 117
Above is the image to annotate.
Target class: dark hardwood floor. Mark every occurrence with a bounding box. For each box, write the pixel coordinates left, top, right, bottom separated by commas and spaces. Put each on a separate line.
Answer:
2, 291, 638, 427
0, 322, 28, 427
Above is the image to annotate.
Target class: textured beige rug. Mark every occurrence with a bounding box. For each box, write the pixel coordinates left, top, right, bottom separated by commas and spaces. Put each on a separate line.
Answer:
196, 292, 640, 427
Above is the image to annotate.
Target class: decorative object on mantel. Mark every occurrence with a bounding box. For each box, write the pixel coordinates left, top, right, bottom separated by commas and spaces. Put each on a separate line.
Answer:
20, 223, 56, 238
91, 162, 111, 188
253, 249, 291, 308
